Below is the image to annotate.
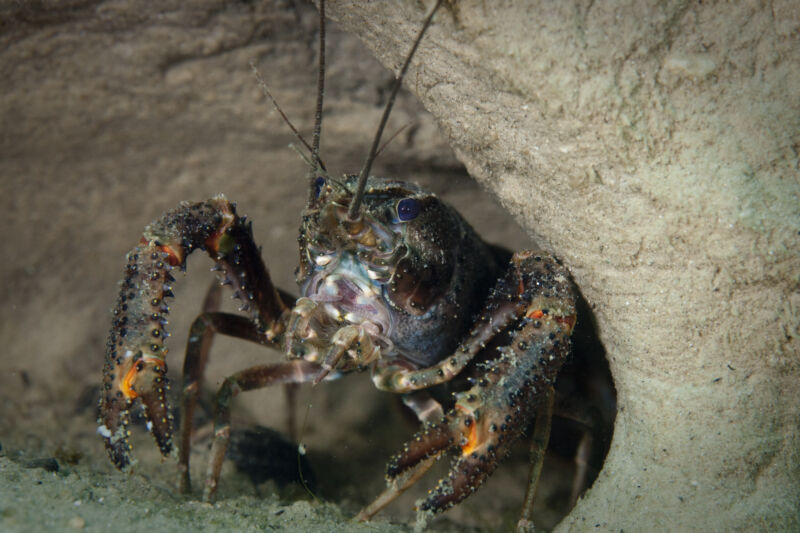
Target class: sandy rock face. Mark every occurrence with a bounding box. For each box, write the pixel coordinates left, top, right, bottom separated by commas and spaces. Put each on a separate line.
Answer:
1, 0, 798, 531
324, 1, 800, 531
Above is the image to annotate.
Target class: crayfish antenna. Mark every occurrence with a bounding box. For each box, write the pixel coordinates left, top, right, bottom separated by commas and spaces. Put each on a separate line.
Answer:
307, 0, 325, 188
348, 0, 444, 220
250, 62, 318, 168
252, 0, 327, 206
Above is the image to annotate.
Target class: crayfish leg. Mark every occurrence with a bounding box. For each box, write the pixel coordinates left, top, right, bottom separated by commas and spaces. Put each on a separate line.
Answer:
401, 390, 445, 424
518, 385, 555, 532
202, 359, 322, 503
179, 310, 276, 493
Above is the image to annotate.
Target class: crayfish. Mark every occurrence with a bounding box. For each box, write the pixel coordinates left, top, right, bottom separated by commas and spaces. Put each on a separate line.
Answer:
98, 0, 578, 529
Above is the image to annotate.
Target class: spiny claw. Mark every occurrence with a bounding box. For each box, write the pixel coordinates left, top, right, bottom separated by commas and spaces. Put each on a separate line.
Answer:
386, 422, 454, 479
386, 405, 505, 514
97, 384, 133, 470
383, 251, 577, 515
99, 247, 176, 470
100, 196, 240, 470
99, 352, 172, 469
137, 362, 173, 455
418, 452, 495, 513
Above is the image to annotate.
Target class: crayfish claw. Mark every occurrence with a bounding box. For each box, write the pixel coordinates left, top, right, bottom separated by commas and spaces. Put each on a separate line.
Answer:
138, 362, 174, 457
386, 422, 453, 479
101, 197, 241, 471
99, 352, 174, 468
418, 450, 496, 513
97, 397, 134, 471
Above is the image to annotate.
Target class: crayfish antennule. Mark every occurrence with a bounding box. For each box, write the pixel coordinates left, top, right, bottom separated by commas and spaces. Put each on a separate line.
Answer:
350, 0, 444, 219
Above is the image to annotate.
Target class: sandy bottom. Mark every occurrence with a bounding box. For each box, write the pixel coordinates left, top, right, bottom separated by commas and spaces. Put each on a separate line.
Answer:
0, 327, 596, 533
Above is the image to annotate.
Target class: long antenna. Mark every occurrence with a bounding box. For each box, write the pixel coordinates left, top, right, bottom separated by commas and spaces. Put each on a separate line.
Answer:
347, 0, 444, 220
307, 0, 327, 205
251, 62, 319, 164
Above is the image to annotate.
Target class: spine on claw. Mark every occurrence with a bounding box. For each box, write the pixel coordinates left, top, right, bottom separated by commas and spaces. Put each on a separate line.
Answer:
99, 196, 239, 470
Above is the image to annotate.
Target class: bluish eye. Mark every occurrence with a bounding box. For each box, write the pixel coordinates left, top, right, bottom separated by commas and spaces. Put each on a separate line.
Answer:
313, 177, 325, 198
396, 198, 420, 221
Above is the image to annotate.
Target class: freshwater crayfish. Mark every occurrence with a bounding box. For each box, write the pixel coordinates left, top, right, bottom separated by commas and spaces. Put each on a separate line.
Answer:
98, 0, 578, 528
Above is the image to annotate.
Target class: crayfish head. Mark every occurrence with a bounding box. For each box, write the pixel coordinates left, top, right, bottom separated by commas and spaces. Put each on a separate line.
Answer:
99, 349, 173, 471
298, 175, 451, 289
296, 175, 505, 367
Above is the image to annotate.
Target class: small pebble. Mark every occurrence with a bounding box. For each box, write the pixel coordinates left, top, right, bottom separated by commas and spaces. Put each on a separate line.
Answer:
68, 516, 86, 529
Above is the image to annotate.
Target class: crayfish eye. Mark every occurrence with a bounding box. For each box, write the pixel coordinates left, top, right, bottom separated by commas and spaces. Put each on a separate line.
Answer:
313, 176, 325, 198
396, 198, 420, 222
